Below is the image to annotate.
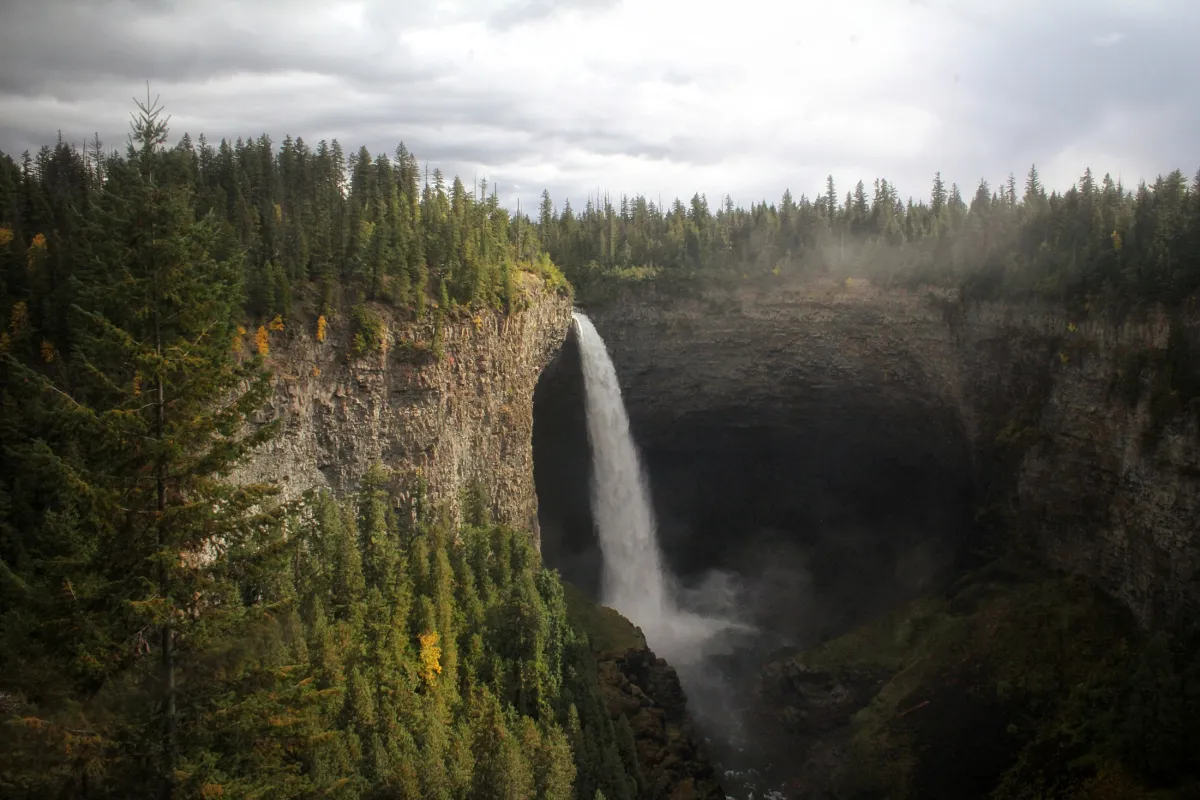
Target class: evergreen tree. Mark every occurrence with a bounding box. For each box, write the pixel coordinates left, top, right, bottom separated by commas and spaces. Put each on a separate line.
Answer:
1, 95, 288, 796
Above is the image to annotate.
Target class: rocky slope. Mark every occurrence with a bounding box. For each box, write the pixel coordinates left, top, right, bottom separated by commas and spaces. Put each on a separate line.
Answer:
233, 274, 572, 538
563, 583, 725, 800
598, 648, 726, 800
583, 276, 1200, 630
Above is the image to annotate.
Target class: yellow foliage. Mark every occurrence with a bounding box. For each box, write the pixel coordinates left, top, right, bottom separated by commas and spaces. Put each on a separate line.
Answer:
418, 631, 442, 685
200, 784, 226, 799
10, 300, 28, 334
0, 227, 12, 246
1111, 230, 1123, 252
269, 314, 285, 332
316, 315, 328, 343
273, 203, 282, 223
133, 374, 142, 397
1067, 322, 1078, 333
1059, 351, 1070, 365
255, 326, 269, 356
471, 313, 483, 331
0, 332, 9, 354
40, 340, 56, 363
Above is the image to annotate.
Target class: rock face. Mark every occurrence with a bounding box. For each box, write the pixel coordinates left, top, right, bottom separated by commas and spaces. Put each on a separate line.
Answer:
597, 647, 726, 800
233, 276, 573, 538
581, 276, 1200, 629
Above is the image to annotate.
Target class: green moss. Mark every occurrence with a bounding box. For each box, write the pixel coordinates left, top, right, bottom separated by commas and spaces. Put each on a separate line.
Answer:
561, 581, 646, 654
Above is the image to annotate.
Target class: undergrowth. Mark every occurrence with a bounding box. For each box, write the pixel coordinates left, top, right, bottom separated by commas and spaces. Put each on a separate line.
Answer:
784, 556, 1200, 799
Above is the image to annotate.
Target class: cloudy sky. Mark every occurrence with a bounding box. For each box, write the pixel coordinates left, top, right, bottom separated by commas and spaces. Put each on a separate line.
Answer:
1, 0, 1197, 212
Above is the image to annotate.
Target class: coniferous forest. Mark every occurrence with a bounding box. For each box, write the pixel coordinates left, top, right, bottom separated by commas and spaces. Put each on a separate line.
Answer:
537, 167, 1200, 313
2, 96, 1200, 799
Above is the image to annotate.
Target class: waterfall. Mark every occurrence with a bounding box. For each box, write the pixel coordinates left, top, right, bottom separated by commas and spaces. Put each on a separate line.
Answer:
573, 311, 737, 662
573, 311, 669, 625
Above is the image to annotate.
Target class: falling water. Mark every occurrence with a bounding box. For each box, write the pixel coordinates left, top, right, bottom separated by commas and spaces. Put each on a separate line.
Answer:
574, 311, 781, 799
573, 311, 739, 662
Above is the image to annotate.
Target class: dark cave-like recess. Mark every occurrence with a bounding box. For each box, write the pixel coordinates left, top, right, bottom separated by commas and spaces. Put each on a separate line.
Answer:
532, 327, 978, 647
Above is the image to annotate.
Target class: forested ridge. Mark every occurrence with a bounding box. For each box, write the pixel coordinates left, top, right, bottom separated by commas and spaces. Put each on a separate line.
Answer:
0, 102, 566, 367
535, 167, 1200, 312
0, 101, 636, 800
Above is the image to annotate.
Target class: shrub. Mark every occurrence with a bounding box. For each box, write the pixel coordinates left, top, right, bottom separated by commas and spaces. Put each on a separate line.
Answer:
349, 305, 385, 358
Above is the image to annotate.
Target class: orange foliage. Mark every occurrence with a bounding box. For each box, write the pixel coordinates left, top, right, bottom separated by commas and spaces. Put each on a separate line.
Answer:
316, 315, 327, 343
255, 326, 269, 356
0, 227, 12, 247
40, 340, 56, 364
27, 233, 46, 268
268, 314, 285, 332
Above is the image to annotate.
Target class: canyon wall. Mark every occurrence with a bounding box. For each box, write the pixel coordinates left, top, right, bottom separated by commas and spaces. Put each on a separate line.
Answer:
233, 274, 573, 538
583, 277, 1200, 629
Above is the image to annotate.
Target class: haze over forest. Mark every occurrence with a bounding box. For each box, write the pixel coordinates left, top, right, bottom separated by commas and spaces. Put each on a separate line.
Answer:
2, 0, 1199, 212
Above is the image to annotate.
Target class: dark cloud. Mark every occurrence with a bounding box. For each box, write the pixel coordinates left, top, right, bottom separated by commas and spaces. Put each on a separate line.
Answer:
0, 0, 1195, 213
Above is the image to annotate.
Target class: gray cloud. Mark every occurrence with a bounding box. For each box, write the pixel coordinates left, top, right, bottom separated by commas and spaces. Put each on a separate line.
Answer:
484, 0, 621, 30
0, 0, 1196, 213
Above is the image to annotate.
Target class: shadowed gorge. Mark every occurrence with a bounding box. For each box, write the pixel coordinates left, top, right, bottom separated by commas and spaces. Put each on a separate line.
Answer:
534, 296, 978, 651
536, 280, 1200, 797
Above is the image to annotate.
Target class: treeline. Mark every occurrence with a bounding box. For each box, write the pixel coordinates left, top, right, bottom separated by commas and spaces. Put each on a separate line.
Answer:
535, 167, 1200, 309
0, 101, 626, 799
0, 102, 565, 366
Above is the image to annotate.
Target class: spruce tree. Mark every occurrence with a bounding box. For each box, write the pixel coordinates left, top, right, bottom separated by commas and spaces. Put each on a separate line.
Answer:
1, 95, 287, 797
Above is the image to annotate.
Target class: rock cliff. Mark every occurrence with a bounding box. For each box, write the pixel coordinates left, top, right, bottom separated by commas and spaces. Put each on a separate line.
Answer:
234, 274, 572, 538
581, 276, 1200, 629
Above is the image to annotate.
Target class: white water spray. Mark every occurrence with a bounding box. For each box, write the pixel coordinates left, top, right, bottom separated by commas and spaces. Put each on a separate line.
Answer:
573, 311, 741, 662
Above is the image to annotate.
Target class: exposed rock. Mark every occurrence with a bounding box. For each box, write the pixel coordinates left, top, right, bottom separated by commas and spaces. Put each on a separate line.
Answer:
758, 661, 891, 737
597, 647, 726, 800
582, 276, 1200, 629
233, 275, 572, 538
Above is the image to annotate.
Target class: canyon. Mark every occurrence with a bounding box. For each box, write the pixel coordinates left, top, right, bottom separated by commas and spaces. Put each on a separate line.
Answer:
241, 272, 1200, 797
538, 276, 1200, 635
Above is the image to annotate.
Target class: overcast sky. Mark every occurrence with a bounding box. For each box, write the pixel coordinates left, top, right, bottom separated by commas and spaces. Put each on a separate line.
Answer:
1, 0, 1197, 212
